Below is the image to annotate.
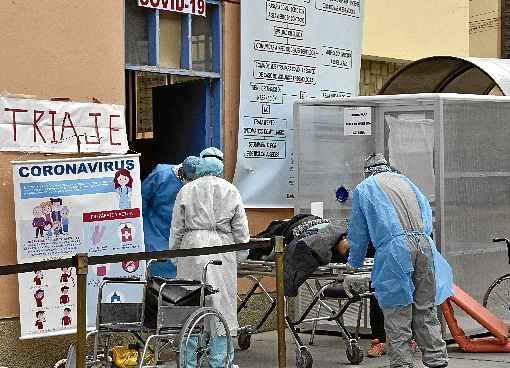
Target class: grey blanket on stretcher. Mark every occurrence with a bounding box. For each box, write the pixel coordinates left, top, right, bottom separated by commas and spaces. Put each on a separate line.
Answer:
283, 218, 348, 297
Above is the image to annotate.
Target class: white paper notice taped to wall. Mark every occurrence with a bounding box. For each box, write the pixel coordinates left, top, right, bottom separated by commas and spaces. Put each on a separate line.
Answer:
344, 107, 371, 136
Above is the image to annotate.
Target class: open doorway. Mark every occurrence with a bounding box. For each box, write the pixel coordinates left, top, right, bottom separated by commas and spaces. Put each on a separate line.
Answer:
126, 71, 218, 179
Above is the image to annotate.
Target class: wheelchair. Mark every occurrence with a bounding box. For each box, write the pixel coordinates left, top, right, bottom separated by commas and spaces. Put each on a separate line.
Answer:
82, 259, 233, 368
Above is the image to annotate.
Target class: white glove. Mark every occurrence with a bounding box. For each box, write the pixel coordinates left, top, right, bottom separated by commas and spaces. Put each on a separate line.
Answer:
343, 273, 371, 299
343, 278, 354, 298
344, 262, 357, 274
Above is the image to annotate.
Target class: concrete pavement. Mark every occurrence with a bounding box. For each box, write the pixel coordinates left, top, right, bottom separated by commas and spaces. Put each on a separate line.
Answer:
235, 331, 510, 367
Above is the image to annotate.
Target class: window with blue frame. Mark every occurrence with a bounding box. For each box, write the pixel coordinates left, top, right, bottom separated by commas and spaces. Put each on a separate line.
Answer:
124, 0, 222, 148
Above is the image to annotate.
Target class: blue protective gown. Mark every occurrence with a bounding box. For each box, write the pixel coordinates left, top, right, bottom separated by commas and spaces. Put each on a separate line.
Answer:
142, 164, 182, 278
347, 174, 453, 309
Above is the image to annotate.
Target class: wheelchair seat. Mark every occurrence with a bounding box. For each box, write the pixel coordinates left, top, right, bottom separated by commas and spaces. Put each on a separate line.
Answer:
144, 278, 218, 329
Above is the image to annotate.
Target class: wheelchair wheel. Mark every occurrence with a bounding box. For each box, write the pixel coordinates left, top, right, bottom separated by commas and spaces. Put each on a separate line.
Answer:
483, 273, 510, 323
296, 347, 313, 368
238, 329, 252, 350
177, 307, 232, 368
346, 339, 363, 365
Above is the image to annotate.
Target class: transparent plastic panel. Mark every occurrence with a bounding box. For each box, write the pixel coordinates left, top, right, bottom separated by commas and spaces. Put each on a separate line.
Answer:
442, 100, 510, 308
384, 111, 436, 202
294, 105, 373, 220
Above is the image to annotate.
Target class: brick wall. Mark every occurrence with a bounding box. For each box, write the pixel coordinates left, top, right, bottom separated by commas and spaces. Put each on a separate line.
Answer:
359, 58, 408, 96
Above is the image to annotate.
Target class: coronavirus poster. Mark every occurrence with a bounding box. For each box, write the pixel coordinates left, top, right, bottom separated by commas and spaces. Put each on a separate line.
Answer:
12, 155, 145, 339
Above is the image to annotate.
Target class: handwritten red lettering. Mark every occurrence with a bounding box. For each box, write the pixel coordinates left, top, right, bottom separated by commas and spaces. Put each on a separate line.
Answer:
109, 114, 121, 146
60, 112, 78, 141
33, 110, 46, 143
4, 108, 28, 142
85, 112, 101, 144
48, 110, 58, 143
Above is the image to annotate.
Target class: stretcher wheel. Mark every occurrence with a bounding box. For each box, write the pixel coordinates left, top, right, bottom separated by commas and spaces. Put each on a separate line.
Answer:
238, 330, 252, 350
296, 347, 313, 368
346, 340, 364, 364
177, 307, 232, 368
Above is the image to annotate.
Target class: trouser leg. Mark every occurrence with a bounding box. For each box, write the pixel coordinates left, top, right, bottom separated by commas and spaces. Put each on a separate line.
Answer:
412, 240, 448, 368
370, 295, 386, 342
383, 305, 415, 368
208, 336, 234, 368
184, 336, 199, 368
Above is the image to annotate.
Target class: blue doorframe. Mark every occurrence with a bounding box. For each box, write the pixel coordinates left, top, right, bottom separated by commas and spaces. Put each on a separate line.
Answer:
125, 0, 223, 150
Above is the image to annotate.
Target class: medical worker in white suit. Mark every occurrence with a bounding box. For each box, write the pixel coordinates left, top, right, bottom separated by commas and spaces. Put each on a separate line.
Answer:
170, 153, 250, 367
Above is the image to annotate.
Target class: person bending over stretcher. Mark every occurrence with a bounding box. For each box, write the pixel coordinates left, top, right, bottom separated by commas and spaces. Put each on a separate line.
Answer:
334, 234, 417, 358
346, 153, 453, 368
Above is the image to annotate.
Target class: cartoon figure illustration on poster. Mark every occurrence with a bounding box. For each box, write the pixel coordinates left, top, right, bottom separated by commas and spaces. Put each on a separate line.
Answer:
60, 285, 70, 305
62, 308, 72, 327
113, 169, 133, 209
53, 220, 62, 237
51, 198, 63, 223
61, 206, 70, 234
44, 221, 53, 238
60, 267, 72, 283
34, 289, 45, 308
35, 311, 46, 331
33, 271, 43, 286
32, 206, 45, 238
41, 201, 52, 223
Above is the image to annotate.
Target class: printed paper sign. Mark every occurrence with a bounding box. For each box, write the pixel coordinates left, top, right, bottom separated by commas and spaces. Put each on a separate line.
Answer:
13, 155, 145, 339
234, 0, 364, 207
138, 0, 206, 17
344, 107, 372, 136
0, 96, 127, 154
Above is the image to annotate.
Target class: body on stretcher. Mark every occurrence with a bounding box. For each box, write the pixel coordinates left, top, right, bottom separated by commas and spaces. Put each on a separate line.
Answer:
237, 260, 373, 367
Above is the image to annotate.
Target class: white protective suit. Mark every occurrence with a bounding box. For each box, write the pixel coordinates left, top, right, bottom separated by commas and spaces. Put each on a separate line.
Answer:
170, 175, 250, 336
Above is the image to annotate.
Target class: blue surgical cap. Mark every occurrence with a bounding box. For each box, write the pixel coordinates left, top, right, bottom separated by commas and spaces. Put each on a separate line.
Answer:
182, 156, 201, 181
200, 147, 223, 162
196, 157, 224, 178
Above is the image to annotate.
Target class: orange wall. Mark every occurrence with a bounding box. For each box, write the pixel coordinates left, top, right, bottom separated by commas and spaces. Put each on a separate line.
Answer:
0, 0, 124, 317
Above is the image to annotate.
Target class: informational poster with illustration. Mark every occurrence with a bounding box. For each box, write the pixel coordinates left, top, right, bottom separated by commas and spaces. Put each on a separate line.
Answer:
234, 0, 364, 207
12, 155, 145, 339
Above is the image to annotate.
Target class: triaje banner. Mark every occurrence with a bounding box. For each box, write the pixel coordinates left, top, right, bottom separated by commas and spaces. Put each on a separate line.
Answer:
12, 154, 145, 339
0, 96, 128, 154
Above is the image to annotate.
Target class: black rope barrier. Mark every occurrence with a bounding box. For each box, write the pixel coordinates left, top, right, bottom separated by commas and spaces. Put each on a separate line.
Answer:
0, 238, 272, 276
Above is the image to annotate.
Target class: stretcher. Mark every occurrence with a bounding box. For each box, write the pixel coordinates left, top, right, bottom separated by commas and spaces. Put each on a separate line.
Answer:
237, 260, 373, 367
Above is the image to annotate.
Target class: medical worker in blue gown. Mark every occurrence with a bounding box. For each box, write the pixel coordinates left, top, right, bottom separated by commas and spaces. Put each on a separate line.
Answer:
141, 155, 201, 278
347, 153, 454, 368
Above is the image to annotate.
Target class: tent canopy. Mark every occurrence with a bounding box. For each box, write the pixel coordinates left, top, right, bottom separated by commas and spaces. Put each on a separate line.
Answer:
380, 56, 510, 96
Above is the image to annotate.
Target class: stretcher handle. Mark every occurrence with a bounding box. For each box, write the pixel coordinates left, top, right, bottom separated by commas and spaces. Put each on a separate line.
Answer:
492, 238, 510, 264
